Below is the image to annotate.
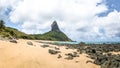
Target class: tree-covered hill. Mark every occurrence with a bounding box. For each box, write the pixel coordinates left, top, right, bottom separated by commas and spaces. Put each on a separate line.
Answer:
0, 20, 72, 41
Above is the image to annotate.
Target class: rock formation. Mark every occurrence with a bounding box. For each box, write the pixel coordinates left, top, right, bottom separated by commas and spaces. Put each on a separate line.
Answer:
51, 21, 61, 32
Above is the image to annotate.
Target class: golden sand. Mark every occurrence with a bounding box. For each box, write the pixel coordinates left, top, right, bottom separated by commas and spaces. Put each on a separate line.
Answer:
0, 39, 100, 68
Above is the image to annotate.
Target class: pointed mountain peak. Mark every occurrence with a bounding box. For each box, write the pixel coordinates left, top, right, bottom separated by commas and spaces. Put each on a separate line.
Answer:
51, 21, 61, 32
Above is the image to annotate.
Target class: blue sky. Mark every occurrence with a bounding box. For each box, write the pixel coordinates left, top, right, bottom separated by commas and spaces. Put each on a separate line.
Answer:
98, 0, 120, 17
0, 0, 120, 42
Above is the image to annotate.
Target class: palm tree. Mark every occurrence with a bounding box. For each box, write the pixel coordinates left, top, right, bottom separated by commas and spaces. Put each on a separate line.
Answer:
0, 20, 5, 31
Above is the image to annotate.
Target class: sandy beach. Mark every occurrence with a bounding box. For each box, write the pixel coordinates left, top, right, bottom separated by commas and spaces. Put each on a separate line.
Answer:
0, 39, 100, 68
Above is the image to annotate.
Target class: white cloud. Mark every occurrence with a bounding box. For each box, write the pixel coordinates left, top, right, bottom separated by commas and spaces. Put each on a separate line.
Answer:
93, 10, 120, 37
1, 0, 120, 41
0, 0, 22, 20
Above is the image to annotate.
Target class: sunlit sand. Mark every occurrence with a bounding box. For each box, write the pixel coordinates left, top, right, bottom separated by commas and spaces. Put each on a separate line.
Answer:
0, 39, 100, 68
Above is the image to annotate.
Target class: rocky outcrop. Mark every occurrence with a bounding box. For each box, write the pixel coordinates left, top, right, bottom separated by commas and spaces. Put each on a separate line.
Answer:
51, 21, 61, 32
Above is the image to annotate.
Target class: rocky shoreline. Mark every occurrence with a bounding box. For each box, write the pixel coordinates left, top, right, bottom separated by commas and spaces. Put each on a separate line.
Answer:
47, 43, 120, 68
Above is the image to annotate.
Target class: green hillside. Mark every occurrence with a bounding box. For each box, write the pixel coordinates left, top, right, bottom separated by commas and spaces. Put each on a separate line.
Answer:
0, 20, 72, 41
0, 27, 28, 39
40, 31, 71, 41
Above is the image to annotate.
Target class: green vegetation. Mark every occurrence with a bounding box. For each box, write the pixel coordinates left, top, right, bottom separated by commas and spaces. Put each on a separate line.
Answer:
0, 26, 27, 39
0, 20, 31, 39
40, 31, 72, 41
0, 20, 71, 41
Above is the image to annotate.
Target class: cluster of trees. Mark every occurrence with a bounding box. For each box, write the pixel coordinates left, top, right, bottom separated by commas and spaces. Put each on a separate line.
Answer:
0, 20, 5, 31
0, 20, 19, 38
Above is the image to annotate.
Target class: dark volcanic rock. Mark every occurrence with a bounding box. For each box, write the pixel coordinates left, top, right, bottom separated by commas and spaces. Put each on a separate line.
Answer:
101, 55, 120, 68
94, 55, 108, 65
52, 41, 120, 67
48, 49, 60, 55
51, 21, 61, 32
65, 52, 79, 60
54, 47, 60, 50
10, 40, 17, 43
57, 54, 62, 59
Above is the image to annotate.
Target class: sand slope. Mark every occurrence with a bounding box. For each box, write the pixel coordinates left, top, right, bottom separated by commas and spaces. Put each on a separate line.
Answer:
0, 39, 100, 68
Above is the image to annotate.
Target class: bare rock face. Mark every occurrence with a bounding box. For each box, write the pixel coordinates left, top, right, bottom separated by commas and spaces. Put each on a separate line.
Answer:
51, 21, 61, 32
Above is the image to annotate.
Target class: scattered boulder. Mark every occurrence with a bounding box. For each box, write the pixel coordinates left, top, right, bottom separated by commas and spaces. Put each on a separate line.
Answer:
55, 47, 60, 50
10, 39, 17, 43
10, 38, 17, 43
9, 37, 17, 43
101, 60, 110, 68
27, 41, 33, 45
86, 60, 93, 63
94, 55, 108, 65
65, 52, 79, 60
41, 44, 49, 48
48, 49, 60, 55
65, 55, 73, 60
57, 54, 62, 59
73, 52, 79, 57
75, 61, 80, 63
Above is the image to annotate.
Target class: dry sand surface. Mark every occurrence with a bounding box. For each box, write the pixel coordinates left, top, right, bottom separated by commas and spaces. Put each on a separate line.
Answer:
0, 39, 100, 68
